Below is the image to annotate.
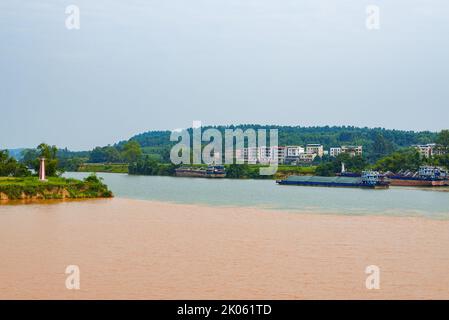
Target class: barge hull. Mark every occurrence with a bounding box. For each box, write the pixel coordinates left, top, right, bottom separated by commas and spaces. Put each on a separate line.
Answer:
388, 179, 448, 187
277, 181, 389, 189
175, 172, 225, 178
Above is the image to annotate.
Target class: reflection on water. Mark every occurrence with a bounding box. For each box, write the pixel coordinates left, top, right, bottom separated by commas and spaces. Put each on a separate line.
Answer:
64, 172, 449, 219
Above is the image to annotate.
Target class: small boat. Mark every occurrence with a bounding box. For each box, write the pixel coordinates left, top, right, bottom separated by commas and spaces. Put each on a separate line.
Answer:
276, 171, 389, 189
175, 165, 226, 178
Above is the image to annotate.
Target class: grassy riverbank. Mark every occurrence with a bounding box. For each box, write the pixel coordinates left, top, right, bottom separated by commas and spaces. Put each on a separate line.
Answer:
77, 163, 128, 174
0, 175, 113, 201
275, 165, 316, 178
188, 164, 317, 179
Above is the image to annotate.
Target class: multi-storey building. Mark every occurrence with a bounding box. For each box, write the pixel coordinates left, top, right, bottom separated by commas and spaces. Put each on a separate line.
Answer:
284, 146, 305, 164
235, 147, 258, 164
330, 146, 363, 157
306, 144, 324, 157
236, 146, 287, 164
299, 153, 317, 163
341, 145, 363, 157
433, 146, 447, 156
330, 147, 342, 157
286, 146, 305, 157
413, 143, 446, 158
270, 146, 286, 164
414, 143, 436, 158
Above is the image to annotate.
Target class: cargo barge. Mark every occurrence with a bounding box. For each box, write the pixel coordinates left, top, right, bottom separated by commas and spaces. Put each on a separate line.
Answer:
276, 171, 389, 189
175, 165, 226, 178
386, 166, 449, 187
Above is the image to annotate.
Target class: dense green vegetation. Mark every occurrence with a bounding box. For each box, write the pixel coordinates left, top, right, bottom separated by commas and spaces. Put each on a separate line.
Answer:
0, 150, 30, 177
88, 141, 142, 164
78, 163, 129, 174
122, 125, 438, 163
314, 151, 449, 178
128, 156, 178, 176
0, 175, 112, 200
373, 149, 422, 173
56, 148, 90, 172
315, 154, 367, 176
10, 127, 449, 180
128, 157, 316, 179
21, 143, 61, 176
48, 126, 440, 170
305, 130, 449, 176
314, 149, 449, 177
373, 130, 449, 173
373, 148, 449, 173
1, 144, 113, 201
225, 164, 316, 179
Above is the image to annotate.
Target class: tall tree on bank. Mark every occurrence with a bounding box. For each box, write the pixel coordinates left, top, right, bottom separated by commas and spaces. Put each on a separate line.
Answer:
374, 148, 422, 173
372, 133, 394, 160
22, 143, 60, 177
433, 130, 449, 169
315, 153, 368, 176
121, 141, 142, 163
37, 143, 59, 176
89, 146, 122, 163
0, 150, 30, 177
436, 130, 449, 152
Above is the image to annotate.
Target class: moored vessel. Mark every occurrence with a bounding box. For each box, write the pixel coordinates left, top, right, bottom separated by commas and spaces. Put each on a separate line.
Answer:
276, 171, 389, 189
175, 165, 226, 178
386, 166, 449, 187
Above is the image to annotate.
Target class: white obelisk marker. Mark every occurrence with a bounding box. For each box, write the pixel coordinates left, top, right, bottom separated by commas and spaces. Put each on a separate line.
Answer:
39, 157, 47, 181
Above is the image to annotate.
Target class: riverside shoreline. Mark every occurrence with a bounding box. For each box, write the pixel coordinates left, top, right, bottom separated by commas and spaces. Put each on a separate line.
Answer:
1, 198, 448, 299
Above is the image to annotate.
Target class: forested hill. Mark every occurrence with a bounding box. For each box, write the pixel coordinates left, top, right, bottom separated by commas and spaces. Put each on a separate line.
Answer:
119, 125, 437, 162
6, 148, 25, 161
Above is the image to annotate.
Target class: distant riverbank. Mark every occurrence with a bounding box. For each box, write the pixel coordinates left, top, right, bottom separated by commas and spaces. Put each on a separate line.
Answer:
76, 162, 316, 180
77, 163, 128, 174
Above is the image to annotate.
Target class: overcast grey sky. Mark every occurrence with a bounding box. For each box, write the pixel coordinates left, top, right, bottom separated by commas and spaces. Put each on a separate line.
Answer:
1, 0, 448, 150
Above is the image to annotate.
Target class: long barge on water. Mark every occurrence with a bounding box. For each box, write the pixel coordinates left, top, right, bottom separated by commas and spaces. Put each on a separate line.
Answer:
276, 171, 389, 189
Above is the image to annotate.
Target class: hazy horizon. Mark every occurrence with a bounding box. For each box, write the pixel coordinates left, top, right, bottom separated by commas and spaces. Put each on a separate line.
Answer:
4, 123, 442, 152
1, 0, 449, 150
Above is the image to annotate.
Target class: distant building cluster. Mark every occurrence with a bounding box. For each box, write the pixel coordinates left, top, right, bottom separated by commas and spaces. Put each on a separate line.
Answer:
235, 144, 363, 165
329, 145, 363, 158
413, 143, 446, 158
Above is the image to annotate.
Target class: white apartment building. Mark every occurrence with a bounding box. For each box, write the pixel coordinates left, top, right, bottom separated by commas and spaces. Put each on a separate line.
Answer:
306, 144, 324, 157
235, 147, 258, 164
270, 146, 286, 164
235, 146, 287, 164
258, 146, 282, 164
330, 147, 342, 157
299, 153, 317, 163
341, 145, 363, 157
286, 146, 305, 157
283, 146, 305, 164
330, 146, 363, 157
414, 144, 437, 158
